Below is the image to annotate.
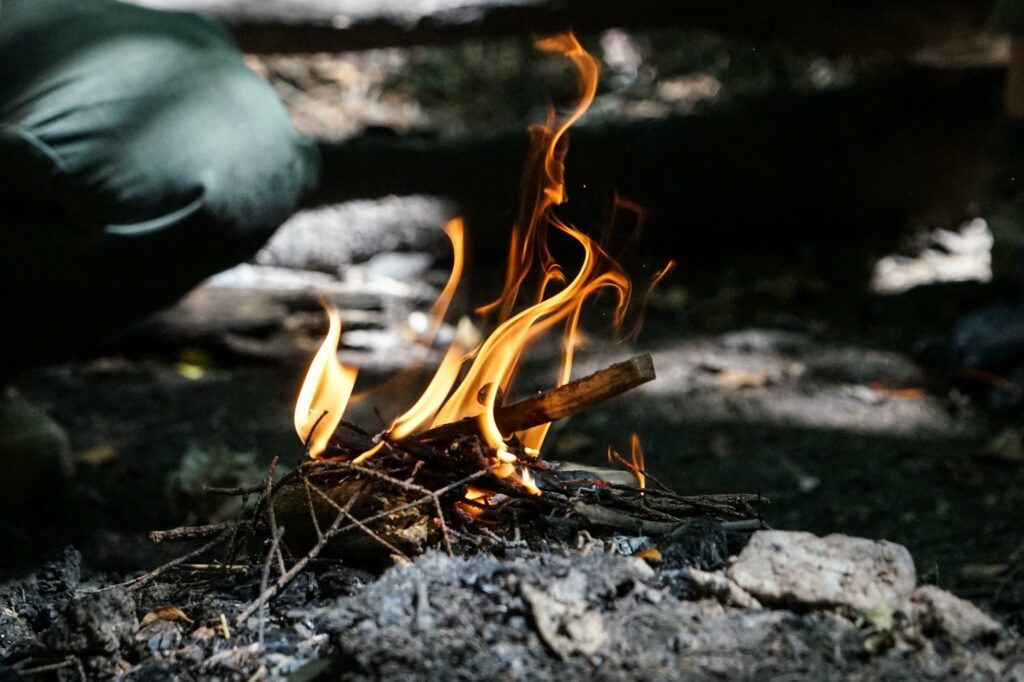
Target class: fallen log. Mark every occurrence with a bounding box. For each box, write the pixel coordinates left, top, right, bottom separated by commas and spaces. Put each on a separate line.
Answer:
130, 0, 1002, 63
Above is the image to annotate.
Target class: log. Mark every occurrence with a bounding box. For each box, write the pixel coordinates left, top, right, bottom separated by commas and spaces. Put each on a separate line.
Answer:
304, 70, 1000, 257
130, 0, 1002, 63
416, 353, 655, 443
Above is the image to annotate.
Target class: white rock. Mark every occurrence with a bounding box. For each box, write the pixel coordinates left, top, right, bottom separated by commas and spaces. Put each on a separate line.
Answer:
725, 530, 916, 611
910, 585, 1002, 643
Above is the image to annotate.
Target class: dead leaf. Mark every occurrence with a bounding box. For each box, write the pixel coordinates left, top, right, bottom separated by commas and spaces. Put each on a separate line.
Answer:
140, 606, 193, 629
634, 547, 663, 563
75, 444, 117, 467
714, 368, 768, 390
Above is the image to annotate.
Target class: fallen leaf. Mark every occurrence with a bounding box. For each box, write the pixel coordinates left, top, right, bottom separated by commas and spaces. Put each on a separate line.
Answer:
140, 606, 193, 629
634, 547, 663, 563
75, 444, 117, 467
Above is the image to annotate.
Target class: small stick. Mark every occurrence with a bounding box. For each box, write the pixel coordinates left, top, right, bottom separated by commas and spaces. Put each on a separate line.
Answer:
115, 529, 233, 592
571, 501, 677, 535
302, 477, 325, 540
204, 484, 265, 496
303, 478, 409, 562
18, 657, 78, 676
263, 457, 287, 577
235, 470, 486, 626
149, 521, 238, 544
235, 488, 363, 628
258, 526, 285, 650
304, 459, 456, 555
416, 354, 655, 443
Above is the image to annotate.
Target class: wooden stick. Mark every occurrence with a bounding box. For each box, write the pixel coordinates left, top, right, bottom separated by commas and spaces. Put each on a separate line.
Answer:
235, 470, 486, 626
149, 521, 238, 544
415, 354, 655, 444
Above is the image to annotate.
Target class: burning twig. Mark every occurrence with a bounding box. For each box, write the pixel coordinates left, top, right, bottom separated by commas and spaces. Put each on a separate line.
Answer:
416, 354, 655, 444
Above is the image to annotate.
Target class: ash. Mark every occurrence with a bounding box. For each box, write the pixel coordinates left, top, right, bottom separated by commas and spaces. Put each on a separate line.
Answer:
2, 526, 1020, 680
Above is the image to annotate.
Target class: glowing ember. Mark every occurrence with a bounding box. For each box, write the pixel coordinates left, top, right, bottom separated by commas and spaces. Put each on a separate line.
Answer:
456, 487, 497, 518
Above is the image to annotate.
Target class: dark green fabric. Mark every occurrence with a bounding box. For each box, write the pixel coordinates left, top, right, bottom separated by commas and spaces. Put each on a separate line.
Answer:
0, 0, 319, 374
996, 0, 1024, 36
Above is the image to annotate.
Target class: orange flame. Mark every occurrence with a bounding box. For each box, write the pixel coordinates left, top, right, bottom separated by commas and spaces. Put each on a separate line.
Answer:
294, 33, 664, 502
429, 33, 632, 474
477, 32, 600, 323
607, 433, 647, 492
456, 486, 497, 518
425, 218, 466, 343
294, 305, 358, 458
630, 433, 646, 491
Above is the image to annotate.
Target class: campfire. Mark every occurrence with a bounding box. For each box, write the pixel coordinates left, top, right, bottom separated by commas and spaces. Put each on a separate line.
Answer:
140, 33, 761, 626
293, 32, 672, 512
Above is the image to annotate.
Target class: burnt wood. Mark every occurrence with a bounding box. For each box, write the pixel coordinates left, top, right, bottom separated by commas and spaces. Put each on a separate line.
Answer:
415, 353, 655, 443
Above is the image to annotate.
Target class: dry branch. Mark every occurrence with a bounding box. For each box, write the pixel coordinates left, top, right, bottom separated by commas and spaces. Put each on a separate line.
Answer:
416, 354, 655, 444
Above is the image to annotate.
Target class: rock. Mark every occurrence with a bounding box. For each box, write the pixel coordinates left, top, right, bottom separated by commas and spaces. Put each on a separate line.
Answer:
726, 531, 916, 612
686, 568, 762, 609
357, 252, 434, 284
910, 585, 1002, 644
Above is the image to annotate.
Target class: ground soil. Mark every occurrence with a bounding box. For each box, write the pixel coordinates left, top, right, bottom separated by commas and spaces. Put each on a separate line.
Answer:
3, 27, 1024, 678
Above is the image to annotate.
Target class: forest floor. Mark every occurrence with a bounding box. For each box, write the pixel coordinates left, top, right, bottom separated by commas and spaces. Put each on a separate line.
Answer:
4, 29, 1024, 679
2, 221, 1024, 678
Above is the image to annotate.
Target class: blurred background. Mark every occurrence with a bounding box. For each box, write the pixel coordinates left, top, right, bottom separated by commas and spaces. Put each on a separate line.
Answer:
9, 0, 1024, 628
